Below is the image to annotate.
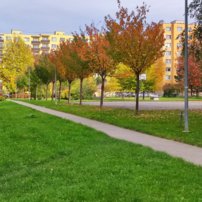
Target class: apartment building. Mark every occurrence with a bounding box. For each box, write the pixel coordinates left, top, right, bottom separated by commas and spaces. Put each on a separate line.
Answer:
0, 30, 73, 62
0, 21, 195, 85
162, 20, 195, 84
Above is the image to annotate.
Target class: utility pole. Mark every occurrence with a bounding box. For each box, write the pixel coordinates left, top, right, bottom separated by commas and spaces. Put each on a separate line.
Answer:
184, 0, 189, 132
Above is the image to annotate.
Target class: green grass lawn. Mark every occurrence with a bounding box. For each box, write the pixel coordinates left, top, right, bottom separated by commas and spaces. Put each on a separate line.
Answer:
0, 101, 202, 201
21, 99, 202, 147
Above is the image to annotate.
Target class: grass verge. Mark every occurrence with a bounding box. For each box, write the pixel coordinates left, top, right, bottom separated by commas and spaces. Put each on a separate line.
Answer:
20, 99, 202, 147
0, 101, 202, 201
84, 96, 202, 102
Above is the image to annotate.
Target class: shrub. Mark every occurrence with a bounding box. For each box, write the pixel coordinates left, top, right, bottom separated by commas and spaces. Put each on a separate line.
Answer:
163, 84, 181, 97
71, 78, 97, 100
0, 96, 6, 101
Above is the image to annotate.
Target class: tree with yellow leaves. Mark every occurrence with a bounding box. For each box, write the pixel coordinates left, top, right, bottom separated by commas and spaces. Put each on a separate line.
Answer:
0, 37, 34, 92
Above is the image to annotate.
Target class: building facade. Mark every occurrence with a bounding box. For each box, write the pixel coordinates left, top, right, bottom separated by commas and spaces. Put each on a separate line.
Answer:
0, 21, 195, 85
162, 20, 195, 84
0, 30, 73, 63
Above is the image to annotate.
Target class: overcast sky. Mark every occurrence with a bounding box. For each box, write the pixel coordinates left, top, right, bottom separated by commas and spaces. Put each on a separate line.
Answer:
0, 0, 191, 34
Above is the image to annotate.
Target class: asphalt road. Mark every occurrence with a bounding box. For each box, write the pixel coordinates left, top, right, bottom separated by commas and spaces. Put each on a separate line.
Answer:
83, 101, 202, 110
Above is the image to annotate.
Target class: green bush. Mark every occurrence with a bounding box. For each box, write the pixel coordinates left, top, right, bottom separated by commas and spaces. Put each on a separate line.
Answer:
72, 78, 97, 100
0, 96, 6, 101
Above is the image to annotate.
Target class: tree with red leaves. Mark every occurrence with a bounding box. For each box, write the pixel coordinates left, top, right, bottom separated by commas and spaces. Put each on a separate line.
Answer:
176, 55, 202, 96
105, 0, 165, 112
55, 41, 77, 104
71, 31, 91, 105
85, 24, 116, 108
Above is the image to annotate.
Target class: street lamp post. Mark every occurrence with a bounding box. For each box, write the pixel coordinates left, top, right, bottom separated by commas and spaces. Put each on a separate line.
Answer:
184, 0, 189, 132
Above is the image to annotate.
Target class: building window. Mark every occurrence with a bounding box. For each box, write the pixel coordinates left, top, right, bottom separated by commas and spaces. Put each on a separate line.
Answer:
177, 43, 182, 48
60, 38, 65, 42
165, 43, 172, 48
166, 27, 171, 31
32, 38, 39, 42
165, 75, 171, 80
166, 59, 172, 64
42, 44, 49, 48
177, 27, 183, 32
166, 35, 172, 40
165, 51, 171, 56
24, 37, 30, 42
51, 44, 57, 49
42, 37, 49, 41
166, 67, 171, 72
51, 37, 57, 42
33, 45, 39, 48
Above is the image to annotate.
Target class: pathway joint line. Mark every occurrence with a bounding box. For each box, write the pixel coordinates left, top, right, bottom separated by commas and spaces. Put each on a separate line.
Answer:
12, 100, 202, 167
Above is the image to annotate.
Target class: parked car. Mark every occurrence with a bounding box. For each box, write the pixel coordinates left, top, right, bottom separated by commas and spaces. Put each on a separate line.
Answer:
149, 93, 159, 100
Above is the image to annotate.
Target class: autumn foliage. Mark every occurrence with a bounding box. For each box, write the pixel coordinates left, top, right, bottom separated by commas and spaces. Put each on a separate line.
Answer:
176, 55, 202, 95
105, 1, 165, 112
85, 24, 115, 107
1, 0, 171, 109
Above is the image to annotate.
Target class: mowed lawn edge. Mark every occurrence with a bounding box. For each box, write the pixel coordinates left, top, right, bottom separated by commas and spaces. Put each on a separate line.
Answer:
1, 101, 202, 201
19, 99, 202, 147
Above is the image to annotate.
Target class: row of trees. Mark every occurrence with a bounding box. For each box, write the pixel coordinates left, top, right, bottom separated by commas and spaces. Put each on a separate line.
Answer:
1, 0, 200, 112
29, 1, 165, 112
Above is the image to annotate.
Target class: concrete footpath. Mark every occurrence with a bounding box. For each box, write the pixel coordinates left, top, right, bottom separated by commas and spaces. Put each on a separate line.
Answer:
12, 100, 202, 167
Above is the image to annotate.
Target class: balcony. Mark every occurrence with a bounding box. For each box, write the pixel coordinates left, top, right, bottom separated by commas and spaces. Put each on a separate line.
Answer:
41, 39, 50, 43
41, 46, 50, 51
31, 40, 40, 44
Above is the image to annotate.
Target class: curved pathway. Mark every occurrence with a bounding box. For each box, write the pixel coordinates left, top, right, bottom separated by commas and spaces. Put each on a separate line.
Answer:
12, 100, 202, 167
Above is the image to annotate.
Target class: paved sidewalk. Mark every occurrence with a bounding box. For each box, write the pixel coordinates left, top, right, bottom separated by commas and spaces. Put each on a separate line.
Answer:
12, 100, 202, 166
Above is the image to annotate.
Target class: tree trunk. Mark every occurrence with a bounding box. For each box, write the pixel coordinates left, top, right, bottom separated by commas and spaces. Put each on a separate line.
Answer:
143, 91, 145, 100
135, 73, 140, 113
51, 81, 54, 101
58, 81, 62, 102
67, 81, 71, 104
196, 88, 199, 97
35, 85, 38, 100
46, 84, 48, 101
100, 76, 105, 108
15, 88, 17, 99
79, 78, 83, 105
190, 85, 193, 96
